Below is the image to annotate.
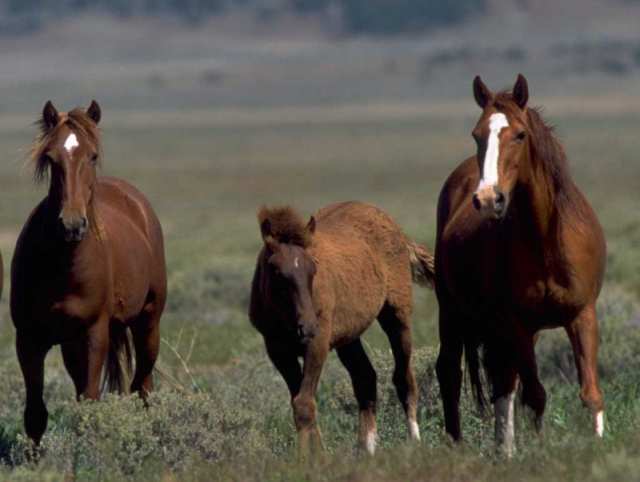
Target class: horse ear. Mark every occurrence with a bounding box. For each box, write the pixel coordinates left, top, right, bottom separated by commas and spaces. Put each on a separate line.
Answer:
42, 100, 59, 130
473, 75, 492, 109
306, 216, 316, 236
513, 74, 529, 109
87, 100, 101, 124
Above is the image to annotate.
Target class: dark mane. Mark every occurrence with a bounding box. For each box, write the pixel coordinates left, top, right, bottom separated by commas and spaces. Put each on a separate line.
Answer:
30, 108, 102, 183
493, 91, 582, 217
258, 205, 311, 247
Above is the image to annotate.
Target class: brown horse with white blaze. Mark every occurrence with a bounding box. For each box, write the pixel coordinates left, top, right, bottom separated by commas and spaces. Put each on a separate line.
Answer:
250, 201, 435, 456
11, 101, 167, 445
435, 74, 606, 456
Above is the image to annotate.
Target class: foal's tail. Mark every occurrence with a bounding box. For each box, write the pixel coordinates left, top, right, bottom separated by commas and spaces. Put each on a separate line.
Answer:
407, 241, 436, 289
102, 323, 134, 394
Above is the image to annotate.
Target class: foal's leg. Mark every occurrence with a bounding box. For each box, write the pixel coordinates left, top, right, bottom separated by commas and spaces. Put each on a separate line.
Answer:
130, 307, 161, 399
294, 335, 329, 458
435, 307, 464, 442
265, 338, 303, 398
565, 304, 604, 437
378, 304, 420, 441
16, 332, 50, 445
336, 339, 378, 454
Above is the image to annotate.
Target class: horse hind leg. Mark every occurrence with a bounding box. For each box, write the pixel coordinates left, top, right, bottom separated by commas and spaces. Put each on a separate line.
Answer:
336, 338, 378, 454
565, 305, 604, 437
377, 303, 420, 442
518, 333, 547, 434
16, 332, 50, 446
61, 335, 89, 399
130, 304, 161, 399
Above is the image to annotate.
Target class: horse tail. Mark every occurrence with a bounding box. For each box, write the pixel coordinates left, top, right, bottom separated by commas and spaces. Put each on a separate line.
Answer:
406, 241, 436, 288
102, 323, 134, 394
464, 336, 488, 415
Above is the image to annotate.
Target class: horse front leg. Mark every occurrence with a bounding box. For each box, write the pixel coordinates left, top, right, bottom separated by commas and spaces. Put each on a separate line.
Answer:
294, 334, 329, 459
565, 304, 604, 437
435, 308, 464, 442
16, 331, 50, 446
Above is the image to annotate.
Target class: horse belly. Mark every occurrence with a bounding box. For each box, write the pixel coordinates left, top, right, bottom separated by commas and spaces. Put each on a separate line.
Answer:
328, 264, 386, 348
110, 250, 151, 322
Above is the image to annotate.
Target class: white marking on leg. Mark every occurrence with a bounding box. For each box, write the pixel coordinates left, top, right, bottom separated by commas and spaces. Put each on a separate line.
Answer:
595, 411, 604, 437
365, 428, 377, 455
495, 390, 516, 458
64, 133, 79, 153
294, 257, 299, 268
477, 113, 509, 191
408, 418, 420, 441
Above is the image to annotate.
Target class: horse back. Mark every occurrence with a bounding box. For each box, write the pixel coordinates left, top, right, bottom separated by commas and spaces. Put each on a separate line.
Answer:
312, 202, 414, 344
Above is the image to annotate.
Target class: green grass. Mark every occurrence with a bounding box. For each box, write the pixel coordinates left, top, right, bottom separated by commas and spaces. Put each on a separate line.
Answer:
0, 106, 638, 480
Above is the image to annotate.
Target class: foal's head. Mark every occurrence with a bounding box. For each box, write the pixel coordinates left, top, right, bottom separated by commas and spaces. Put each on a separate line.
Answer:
31, 100, 102, 241
258, 206, 318, 343
470, 74, 531, 219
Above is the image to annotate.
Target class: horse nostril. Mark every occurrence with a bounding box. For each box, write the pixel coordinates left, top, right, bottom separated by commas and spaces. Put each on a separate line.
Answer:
80, 217, 88, 229
494, 190, 505, 208
472, 194, 481, 210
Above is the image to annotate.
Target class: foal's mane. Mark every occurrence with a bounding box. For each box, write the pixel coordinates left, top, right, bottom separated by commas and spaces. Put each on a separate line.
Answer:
493, 92, 583, 217
258, 206, 311, 247
30, 108, 102, 182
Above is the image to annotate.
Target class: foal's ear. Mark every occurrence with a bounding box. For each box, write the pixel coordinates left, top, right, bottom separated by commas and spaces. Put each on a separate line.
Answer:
512, 74, 529, 109
305, 216, 316, 236
42, 100, 59, 130
260, 218, 272, 240
473, 75, 493, 109
87, 100, 101, 124
260, 220, 279, 252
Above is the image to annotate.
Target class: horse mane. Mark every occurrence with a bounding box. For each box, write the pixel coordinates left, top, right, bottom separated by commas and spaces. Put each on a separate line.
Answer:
258, 205, 311, 247
30, 108, 102, 183
493, 91, 583, 218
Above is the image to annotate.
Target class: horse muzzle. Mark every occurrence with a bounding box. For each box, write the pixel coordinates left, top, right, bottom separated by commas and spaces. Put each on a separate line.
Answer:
59, 215, 88, 242
472, 186, 508, 219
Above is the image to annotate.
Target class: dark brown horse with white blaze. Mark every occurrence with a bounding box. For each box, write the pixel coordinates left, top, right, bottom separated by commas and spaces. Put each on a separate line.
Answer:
435, 74, 606, 456
250, 201, 435, 456
11, 101, 167, 445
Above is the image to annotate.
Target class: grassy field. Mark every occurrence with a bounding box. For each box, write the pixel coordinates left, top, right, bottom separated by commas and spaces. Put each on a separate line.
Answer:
0, 102, 638, 481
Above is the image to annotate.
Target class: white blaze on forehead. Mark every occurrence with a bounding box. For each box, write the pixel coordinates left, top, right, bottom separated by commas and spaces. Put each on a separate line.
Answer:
477, 113, 509, 191
595, 411, 604, 437
64, 133, 79, 153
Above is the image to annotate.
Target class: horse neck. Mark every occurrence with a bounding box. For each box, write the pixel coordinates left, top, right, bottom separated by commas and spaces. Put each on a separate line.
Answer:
516, 146, 564, 246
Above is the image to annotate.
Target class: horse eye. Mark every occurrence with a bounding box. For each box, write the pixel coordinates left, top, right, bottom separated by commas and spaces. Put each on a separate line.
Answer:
90, 154, 98, 164
515, 131, 526, 142
42, 154, 54, 164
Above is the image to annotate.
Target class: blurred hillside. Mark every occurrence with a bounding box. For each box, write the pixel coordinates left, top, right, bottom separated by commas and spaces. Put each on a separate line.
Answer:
0, 0, 639, 112
1, 0, 485, 36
